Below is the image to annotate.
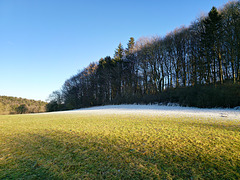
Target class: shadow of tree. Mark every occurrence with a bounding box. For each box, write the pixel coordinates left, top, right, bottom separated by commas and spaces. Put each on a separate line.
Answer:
1, 128, 239, 179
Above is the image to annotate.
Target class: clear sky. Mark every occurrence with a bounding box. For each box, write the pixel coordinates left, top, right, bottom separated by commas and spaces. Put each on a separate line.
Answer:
0, 0, 230, 101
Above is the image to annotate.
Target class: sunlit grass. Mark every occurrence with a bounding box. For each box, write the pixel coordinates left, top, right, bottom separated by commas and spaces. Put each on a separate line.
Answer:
0, 112, 239, 179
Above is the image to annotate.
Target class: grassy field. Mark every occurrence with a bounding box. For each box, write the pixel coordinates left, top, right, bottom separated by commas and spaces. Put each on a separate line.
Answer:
0, 112, 240, 179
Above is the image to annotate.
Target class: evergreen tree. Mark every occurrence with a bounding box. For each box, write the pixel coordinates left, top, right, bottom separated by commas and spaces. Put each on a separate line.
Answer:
126, 37, 135, 55
114, 43, 124, 62
113, 43, 124, 98
124, 37, 136, 97
203, 6, 223, 84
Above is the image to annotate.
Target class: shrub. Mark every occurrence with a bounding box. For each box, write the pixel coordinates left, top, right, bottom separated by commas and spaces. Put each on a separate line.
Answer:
15, 104, 28, 114
158, 84, 240, 108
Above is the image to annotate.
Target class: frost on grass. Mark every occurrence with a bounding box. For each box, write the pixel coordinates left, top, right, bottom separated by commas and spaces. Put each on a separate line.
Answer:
50, 104, 240, 120
2, 105, 240, 179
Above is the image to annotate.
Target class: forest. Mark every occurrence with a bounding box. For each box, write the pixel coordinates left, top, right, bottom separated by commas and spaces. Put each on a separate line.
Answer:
0, 96, 46, 115
47, 1, 240, 111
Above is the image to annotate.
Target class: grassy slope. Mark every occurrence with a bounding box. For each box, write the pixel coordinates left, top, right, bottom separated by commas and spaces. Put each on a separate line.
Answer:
0, 112, 239, 179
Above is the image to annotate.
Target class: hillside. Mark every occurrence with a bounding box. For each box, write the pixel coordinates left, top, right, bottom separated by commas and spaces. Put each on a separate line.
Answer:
47, 1, 240, 111
0, 96, 47, 115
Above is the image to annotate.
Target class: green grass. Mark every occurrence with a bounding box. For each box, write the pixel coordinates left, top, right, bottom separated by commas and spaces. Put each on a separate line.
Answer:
0, 112, 240, 179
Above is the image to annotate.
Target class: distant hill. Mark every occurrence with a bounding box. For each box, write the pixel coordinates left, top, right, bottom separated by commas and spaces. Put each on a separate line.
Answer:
0, 96, 47, 115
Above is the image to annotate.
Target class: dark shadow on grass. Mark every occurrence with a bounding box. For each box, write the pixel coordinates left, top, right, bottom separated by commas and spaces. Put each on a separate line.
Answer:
2, 129, 240, 179
1, 158, 55, 180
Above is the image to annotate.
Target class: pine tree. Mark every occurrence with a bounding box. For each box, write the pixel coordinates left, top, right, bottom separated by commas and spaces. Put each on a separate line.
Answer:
114, 43, 124, 62
203, 7, 223, 84
126, 37, 135, 55
113, 43, 124, 98
124, 37, 136, 97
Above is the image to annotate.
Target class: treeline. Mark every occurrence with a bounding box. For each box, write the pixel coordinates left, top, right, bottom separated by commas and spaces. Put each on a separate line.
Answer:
0, 96, 47, 115
47, 1, 240, 111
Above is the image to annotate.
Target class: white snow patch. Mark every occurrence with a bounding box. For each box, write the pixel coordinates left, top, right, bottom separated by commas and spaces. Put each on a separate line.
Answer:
46, 104, 240, 121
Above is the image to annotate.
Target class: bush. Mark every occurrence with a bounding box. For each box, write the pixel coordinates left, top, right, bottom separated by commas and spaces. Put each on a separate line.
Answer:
15, 104, 28, 114
158, 84, 240, 108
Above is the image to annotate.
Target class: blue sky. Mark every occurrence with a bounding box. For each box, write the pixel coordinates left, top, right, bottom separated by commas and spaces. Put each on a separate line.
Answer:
0, 0, 230, 101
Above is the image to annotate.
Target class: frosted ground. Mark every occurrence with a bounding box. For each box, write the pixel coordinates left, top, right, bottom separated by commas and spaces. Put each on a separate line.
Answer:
50, 104, 240, 121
